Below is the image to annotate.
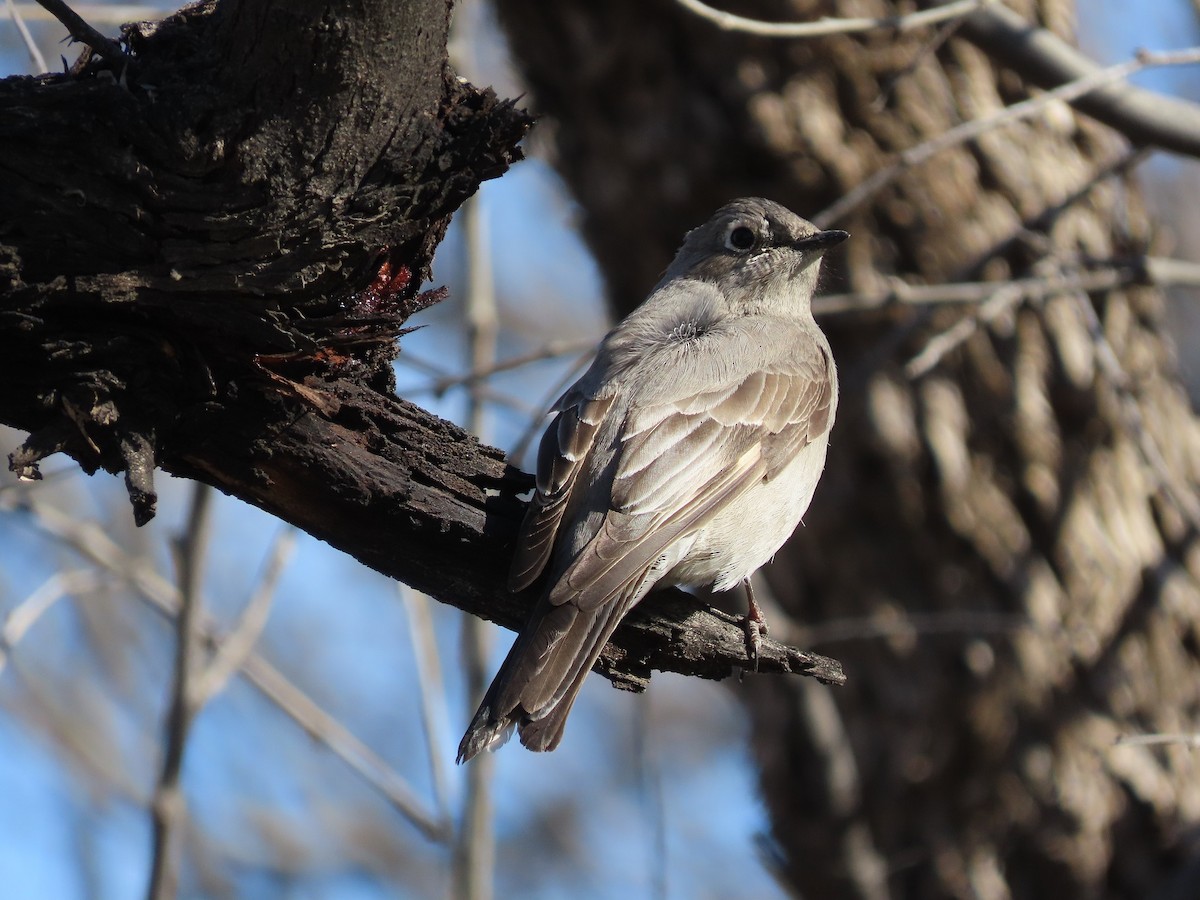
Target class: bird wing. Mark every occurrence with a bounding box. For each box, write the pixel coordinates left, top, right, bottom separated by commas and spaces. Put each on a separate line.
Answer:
552, 337, 834, 612
508, 391, 615, 592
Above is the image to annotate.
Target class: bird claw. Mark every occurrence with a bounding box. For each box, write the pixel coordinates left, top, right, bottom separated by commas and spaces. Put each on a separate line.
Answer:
744, 617, 763, 671
742, 579, 769, 672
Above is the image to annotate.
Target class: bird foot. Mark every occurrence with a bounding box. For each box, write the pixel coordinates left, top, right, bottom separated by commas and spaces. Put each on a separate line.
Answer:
743, 579, 769, 672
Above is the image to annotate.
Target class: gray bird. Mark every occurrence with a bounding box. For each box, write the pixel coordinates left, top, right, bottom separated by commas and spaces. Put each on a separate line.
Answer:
458, 198, 847, 762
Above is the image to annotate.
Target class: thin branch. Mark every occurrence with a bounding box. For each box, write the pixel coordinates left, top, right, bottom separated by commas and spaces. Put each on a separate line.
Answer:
7, 494, 450, 841
149, 482, 213, 900
399, 588, 453, 824
6, 0, 49, 72
633, 697, 668, 900
33, 0, 127, 64
894, 254, 1200, 379
462, 194, 498, 440
424, 337, 598, 397
793, 610, 1033, 648
814, 46, 1200, 228
1070, 289, 1200, 530
904, 282, 1025, 379
8, 3, 160, 24
191, 525, 297, 705
962, 2, 1200, 160
455, 193, 496, 900
674, 0, 994, 38
397, 351, 540, 416
813, 256, 1200, 317
1145, 255, 1200, 290
0, 568, 103, 675
1115, 733, 1200, 748
872, 8, 970, 112
234, 633, 452, 841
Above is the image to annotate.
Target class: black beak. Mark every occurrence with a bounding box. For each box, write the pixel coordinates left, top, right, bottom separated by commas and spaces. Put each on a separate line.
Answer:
793, 229, 849, 253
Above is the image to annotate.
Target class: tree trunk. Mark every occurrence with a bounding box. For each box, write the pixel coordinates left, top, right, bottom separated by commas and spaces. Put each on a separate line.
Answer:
495, 0, 1200, 896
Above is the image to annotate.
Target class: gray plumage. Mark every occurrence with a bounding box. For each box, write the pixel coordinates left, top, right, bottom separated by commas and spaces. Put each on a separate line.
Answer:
457, 198, 847, 762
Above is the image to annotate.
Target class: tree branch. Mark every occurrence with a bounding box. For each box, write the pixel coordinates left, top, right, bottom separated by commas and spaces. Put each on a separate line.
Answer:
0, 0, 842, 699
960, 1, 1200, 159
34, 0, 127, 65
674, 0, 993, 38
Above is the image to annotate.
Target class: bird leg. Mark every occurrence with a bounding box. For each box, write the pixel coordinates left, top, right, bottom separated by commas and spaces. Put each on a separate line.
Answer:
743, 577, 769, 670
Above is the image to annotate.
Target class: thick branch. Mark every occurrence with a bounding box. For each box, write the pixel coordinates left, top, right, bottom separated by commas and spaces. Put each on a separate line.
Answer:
961, 2, 1200, 158
160, 375, 844, 688
0, 0, 842, 693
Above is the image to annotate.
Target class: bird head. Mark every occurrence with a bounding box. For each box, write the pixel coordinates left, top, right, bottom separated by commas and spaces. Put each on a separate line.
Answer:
664, 197, 848, 314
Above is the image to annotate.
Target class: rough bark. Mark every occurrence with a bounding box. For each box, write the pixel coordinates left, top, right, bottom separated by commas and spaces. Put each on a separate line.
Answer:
0, 0, 842, 691
495, 0, 1200, 897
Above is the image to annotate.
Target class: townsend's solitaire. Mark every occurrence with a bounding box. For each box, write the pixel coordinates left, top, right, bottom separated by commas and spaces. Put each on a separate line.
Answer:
458, 198, 847, 762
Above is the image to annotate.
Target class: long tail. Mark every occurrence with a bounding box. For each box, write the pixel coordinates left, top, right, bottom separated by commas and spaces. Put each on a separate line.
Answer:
456, 595, 630, 763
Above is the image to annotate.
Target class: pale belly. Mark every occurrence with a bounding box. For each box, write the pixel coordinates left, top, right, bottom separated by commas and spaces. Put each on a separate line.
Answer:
662, 433, 831, 592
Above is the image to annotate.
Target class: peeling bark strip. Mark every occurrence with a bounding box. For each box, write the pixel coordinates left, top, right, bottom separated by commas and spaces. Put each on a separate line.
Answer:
0, 0, 842, 689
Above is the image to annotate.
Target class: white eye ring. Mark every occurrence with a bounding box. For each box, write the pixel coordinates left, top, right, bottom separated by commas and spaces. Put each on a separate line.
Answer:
725, 225, 757, 252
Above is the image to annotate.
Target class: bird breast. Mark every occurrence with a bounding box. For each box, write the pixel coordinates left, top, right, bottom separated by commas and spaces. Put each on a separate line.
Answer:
663, 430, 831, 592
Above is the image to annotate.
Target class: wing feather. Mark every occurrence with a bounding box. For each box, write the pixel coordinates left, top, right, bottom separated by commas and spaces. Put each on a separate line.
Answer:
615, 418, 732, 514
557, 444, 763, 611
508, 393, 615, 593
704, 371, 766, 424
553, 341, 835, 611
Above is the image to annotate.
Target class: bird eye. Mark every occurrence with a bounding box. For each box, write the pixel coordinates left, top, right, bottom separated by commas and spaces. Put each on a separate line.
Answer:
726, 226, 757, 252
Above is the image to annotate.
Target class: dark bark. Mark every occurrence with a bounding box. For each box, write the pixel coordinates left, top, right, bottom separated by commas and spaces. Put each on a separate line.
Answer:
0, 0, 842, 690
495, 0, 1200, 897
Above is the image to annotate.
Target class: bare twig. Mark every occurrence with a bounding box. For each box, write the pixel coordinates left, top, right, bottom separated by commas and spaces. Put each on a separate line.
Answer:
962, 3, 1200, 160
455, 193, 496, 900
895, 254, 1200, 380
424, 337, 598, 397
462, 194, 498, 440
8, 3, 160, 24
1070, 289, 1200, 530
234, 634, 451, 841
814, 256, 1200, 317
0, 569, 102, 675
793, 610, 1033, 648
397, 351, 539, 416
1115, 733, 1200, 748
399, 588, 452, 822
873, 9, 970, 112
815, 46, 1200, 228
675, 0, 993, 38
149, 482, 213, 900
6, 0, 48, 72
7, 495, 449, 841
904, 282, 1025, 379
633, 698, 668, 900
33, 0, 127, 64
191, 525, 297, 705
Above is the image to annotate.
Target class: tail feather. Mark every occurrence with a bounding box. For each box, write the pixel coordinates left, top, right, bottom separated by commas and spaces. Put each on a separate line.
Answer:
456, 595, 632, 763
